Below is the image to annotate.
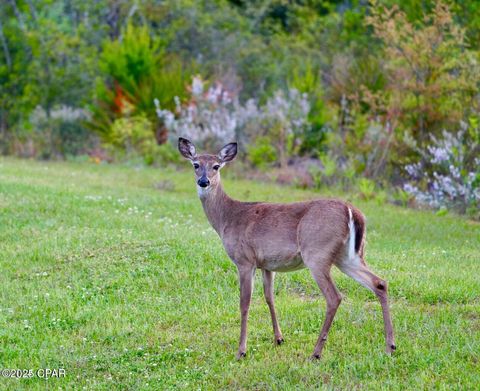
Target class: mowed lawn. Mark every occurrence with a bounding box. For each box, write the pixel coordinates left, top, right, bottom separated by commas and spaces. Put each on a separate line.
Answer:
0, 157, 479, 390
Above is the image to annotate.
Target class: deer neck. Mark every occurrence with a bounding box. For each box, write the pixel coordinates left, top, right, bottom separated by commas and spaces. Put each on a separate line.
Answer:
199, 182, 233, 236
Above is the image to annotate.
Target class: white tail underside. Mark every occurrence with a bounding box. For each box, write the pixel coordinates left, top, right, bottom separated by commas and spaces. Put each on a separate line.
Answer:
347, 208, 356, 261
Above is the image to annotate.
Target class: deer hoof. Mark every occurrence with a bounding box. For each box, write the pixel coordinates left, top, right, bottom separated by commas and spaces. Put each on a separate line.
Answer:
386, 344, 397, 354
276, 337, 285, 345
236, 351, 247, 360
309, 353, 321, 361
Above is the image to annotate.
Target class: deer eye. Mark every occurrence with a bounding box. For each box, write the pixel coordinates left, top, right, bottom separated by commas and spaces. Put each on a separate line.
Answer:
213, 164, 220, 170
193, 163, 199, 169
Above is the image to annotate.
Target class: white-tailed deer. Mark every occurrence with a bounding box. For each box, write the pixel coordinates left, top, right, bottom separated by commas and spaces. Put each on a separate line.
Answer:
178, 137, 396, 360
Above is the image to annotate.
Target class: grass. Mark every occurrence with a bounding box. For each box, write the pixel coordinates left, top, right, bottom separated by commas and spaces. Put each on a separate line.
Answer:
0, 157, 479, 390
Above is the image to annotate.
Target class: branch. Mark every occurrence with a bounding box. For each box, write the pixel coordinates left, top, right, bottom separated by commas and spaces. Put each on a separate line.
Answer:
0, 19, 12, 69
8, 0, 25, 30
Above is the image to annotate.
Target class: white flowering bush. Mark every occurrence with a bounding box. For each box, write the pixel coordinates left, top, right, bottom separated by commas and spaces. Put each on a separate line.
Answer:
259, 89, 311, 167
155, 76, 310, 167
403, 123, 480, 217
155, 76, 252, 147
31, 105, 91, 123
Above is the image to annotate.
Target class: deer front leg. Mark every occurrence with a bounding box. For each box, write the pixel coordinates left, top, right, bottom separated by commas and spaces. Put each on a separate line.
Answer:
262, 269, 284, 345
236, 265, 255, 359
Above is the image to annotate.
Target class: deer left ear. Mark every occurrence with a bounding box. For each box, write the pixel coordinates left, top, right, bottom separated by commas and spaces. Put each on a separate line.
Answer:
218, 142, 237, 163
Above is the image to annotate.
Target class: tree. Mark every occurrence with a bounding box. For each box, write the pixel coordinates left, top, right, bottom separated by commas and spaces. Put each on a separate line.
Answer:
365, 0, 480, 143
90, 23, 191, 145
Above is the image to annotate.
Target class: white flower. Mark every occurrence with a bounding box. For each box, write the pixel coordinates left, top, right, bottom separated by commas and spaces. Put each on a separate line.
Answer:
191, 76, 204, 96
403, 126, 479, 211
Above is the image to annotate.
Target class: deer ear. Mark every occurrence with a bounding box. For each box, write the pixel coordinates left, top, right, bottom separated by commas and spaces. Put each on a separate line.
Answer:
218, 142, 237, 163
178, 137, 197, 160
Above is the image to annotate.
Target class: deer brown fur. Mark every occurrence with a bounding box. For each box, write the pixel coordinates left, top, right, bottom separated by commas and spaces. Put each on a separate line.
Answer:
178, 137, 396, 360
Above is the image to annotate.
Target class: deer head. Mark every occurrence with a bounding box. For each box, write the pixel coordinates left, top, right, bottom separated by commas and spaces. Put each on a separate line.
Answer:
178, 137, 237, 196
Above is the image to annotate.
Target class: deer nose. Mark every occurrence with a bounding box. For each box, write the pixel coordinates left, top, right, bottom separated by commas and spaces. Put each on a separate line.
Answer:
197, 178, 210, 188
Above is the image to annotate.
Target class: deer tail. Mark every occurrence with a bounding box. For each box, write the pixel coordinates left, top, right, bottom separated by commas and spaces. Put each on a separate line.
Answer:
347, 206, 366, 259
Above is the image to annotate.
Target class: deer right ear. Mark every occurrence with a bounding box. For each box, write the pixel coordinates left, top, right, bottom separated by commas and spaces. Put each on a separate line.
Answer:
178, 137, 197, 160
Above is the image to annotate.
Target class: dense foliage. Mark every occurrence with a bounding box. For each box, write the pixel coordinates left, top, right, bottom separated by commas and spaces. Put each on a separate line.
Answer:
0, 0, 479, 216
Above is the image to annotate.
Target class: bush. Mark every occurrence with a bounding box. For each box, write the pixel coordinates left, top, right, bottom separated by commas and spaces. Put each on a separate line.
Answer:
108, 115, 157, 165
155, 76, 241, 149
156, 143, 183, 166
288, 61, 331, 155
357, 178, 377, 201
307, 154, 338, 188
247, 136, 277, 169
403, 122, 480, 218
24, 106, 95, 159
106, 115, 182, 166
91, 23, 190, 146
156, 76, 311, 168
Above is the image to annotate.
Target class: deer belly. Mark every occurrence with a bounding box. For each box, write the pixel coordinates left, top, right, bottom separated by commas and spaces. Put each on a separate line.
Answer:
261, 255, 305, 272
251, 233, 305, 272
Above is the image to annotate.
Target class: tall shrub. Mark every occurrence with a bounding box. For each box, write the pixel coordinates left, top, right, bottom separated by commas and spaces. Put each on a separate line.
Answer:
90, 23, 191, 146
365, 0, 480, 144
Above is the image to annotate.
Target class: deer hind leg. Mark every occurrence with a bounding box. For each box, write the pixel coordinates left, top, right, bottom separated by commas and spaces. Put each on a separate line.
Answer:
262, 269, 284, 345
336, 257, 396, 354
304, 255, 343, 360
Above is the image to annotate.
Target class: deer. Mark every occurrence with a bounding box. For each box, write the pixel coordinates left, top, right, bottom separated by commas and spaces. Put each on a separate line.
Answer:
178, 137, 396, 360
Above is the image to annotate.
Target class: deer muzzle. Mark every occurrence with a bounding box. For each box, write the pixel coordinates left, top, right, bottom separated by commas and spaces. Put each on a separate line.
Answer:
197, 177, 210, 188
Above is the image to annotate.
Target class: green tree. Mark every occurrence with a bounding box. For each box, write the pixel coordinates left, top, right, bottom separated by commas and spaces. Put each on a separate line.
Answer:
0, 0, 99, 155
365, 0, 480, 143
91, 22, 191, 145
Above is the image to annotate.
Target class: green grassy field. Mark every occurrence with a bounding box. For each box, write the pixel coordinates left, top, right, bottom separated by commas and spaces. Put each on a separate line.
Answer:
0, 157, 479, 390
